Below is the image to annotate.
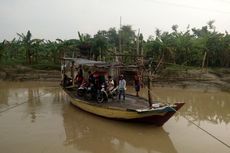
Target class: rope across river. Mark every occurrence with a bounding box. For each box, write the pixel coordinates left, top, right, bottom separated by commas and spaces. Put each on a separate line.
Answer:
169, 106, 230, 149
0, 87, 59, 114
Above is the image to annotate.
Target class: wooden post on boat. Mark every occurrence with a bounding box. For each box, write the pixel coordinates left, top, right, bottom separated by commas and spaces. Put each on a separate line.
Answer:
147, 60, 153, 108
114, 47, 119, 78
61, 58, 66, 84
63, 53, 66, 80
63, 59, 66, 75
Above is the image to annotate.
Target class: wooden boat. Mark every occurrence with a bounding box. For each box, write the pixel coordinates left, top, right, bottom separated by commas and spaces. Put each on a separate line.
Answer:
61, 58, 184, 126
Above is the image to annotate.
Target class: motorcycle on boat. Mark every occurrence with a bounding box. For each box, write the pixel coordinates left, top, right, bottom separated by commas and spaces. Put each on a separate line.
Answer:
97, 84, 118, 103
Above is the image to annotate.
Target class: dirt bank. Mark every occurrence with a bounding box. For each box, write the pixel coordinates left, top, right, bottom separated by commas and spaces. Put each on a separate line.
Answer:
0, 66, 230, 92
152, 68, 230, 92
0, 65, 61, 82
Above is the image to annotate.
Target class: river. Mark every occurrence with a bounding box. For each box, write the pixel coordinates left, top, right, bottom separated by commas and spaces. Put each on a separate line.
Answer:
0, 81, 229, 153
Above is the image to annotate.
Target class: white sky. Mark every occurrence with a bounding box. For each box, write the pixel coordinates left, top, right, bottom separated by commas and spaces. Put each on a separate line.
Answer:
0, 0, 230, 41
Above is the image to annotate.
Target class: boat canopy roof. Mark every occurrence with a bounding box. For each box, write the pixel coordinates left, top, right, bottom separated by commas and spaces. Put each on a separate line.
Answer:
62, 58, 119, 68
62, 57, 141, 70
62, 58, 106, 66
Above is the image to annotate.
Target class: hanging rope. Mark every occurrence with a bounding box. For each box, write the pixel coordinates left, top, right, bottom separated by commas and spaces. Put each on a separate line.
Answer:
0, 87, 59, 114
183, 115, 230, 149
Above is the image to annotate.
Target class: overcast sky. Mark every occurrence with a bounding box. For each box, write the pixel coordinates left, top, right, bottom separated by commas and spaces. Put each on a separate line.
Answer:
1, 0, 230, 41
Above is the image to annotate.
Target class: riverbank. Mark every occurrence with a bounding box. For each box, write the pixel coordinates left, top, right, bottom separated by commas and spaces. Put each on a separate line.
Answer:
153, 68, 230, 92
0, 65, 230, 92
0, 65, 60, 82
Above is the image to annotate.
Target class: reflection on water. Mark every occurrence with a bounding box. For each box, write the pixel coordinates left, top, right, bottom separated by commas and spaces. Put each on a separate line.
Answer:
62, 104, 177, 153
0, 81, 230, 153
0, 81, 60, 121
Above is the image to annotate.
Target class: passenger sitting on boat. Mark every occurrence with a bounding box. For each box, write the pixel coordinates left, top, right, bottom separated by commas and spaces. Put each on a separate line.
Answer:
88, 71, 95, 85
98, 74, 106, 90
63, 74, 72, 87
118, 74, 126, 101
74, 65, 83, 87
107, 75, 115, 91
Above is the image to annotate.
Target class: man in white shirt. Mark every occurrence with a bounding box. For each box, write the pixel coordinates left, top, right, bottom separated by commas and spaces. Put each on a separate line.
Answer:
118, 74, 126, 100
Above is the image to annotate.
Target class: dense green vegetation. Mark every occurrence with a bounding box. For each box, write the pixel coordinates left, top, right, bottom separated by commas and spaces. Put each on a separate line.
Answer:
0, 21, 229, 70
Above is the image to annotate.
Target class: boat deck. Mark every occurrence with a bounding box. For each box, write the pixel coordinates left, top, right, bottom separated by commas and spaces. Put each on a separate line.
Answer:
64, 87, 154, 110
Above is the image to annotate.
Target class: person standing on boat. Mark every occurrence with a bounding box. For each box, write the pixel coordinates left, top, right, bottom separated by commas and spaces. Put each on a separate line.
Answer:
134, 72, 141, 97
118, 74, 126, 101
75, 65, 83, 87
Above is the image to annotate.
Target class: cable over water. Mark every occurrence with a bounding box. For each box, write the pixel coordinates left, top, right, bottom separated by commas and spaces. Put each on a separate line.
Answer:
183, 115, 230, 149
169, 106, 230, 149
0, 87, 59, 114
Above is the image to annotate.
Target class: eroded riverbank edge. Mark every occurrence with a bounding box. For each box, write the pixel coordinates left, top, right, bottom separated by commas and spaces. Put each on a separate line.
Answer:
0, 66, 230, 92
0, 66, 60, 82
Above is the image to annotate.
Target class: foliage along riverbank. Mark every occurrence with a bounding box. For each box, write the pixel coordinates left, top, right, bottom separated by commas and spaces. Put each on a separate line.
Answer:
0, 21, 230, 69
0, 21, 229, 91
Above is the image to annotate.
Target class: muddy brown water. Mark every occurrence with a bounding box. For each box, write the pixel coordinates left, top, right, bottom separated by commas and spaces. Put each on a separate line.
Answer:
0, 81, 229, 153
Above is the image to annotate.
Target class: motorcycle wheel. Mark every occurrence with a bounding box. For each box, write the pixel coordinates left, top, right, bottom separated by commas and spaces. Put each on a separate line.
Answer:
85, 91, 92, 100
77, 89, 84, 97
113, 90, 118, 97
97, 92, 106, 103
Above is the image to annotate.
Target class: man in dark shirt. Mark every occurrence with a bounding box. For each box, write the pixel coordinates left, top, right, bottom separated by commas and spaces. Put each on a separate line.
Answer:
134, 73, 141, 97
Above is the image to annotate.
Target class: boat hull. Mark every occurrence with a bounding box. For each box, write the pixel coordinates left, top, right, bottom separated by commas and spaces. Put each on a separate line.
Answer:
127, 103, 184, 126
65, 89, 184, 126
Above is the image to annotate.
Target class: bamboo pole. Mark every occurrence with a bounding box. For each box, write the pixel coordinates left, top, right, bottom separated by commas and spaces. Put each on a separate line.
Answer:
71, 61, 75, 86
147, 60, 153, 108
141, 48, 144, 65
99, 47, 102, 61
154, 54, 164, 74
136, 28, 140, 56
61, 59, 65, 82
119, 16, 122, 54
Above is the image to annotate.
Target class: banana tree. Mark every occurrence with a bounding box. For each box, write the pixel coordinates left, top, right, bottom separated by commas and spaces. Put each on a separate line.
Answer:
17, 30, 40, 64
78, 32, 92, 58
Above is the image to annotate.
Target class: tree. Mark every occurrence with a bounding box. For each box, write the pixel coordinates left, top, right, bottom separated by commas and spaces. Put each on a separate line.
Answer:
56, 38, 79, 59
78, 32, 92, 58
0, 41, 5, 63
119, 25, 136, 53
92, 30, 108, 60
17, 30, 41, 64
107, 28, 119, 48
